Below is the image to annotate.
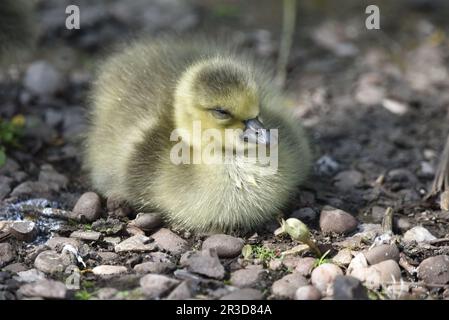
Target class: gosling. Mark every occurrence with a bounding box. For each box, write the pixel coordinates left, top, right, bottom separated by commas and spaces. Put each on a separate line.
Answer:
85, 37, 312, 234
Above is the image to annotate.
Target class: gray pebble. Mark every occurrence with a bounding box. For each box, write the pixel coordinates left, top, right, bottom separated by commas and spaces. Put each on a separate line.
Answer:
140, 274, 179, 299
230, 266, 266, 288
0, 243, 15, 267
129, 212, 162, 232
114, 234, 156, 253
19, 279, 67, 299
220, 288, 264, 300
150, 228, 188, 255
319, 206, 358, 234
72, 192, 102, 222
363, 244, 400, 265
202, 234, 244, 258
184, 249, 225, 279
418, 255, 449, 285
311, 263, 344, 296
333, 275, 368, 300
295, 285, 322, 300
23, 61, 64, 97
272, 273, 309, 299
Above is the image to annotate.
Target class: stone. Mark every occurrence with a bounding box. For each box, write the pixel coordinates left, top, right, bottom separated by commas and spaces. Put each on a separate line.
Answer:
268, 259, 283, 271
332, 249, 353, 266
0, 243, 15, 267
272, 273, 308, 299
9, 221, 37, 242
46, 237, 80, 251
129, 212, 162, 232
230, 266, 266, 288
14, 269, 46, 283
333, 275, 368, 300
202, 234, 244, 258
96, 288, 119, 300
34, 250, 68, 274
97, 252, 119, 263
295, 285, 322, 300
0, 176, 12, 200
220, 288, 264, 300
363, 244, 400, 265
333, 170, 363, 190
19, 279, 67, 299
92, 265, 128, 276
319, 206, 358, 234
10, 181, 51, 198
134, 261, 175, 274
106, 196, 133, 218
23, 61, 63, 97
294, 257, 316, 276
166, 281, 193, 300
140, 274, 179, 299
290, 208, 316, 221
38, 164, 68, 192
185, 249, 225, 279
72, 192, 102, 222
315, 155, 339, 176
3, 262, 27, 273
403, 226, 436, 243
92, 218, 125, 235
311, 263, 344, 296
418, 255, 449, 285
103, 237, 121, 246
70, 230, 101, 241
365, 260, 402, 290
347, 253, 370, 281
394, 217, 412, 233
126, 225, 145, 236
150, 228, 188, 255
114, 234, 156, 253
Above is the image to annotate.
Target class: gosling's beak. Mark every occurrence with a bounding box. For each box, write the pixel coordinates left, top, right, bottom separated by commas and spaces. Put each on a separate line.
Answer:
242, 117, 270, 145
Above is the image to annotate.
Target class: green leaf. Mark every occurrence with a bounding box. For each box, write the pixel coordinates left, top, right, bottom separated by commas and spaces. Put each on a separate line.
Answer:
241, 244, 253, 259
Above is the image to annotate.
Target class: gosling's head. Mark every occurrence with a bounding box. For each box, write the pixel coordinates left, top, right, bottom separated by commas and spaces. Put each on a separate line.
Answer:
173, 58, 270, 152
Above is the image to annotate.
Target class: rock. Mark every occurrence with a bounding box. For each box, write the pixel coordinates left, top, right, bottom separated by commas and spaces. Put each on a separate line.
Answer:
92, 265, 128, 276
129, 212, 162, 232
294, 257, 316, 276
418, 255, 449, 285
394, 217, 412, 233
134, 261, 175, 274
334, 170, 363, 190
382, 98, 409, 115
96, 288, 119, 300
0, 176, 12, 200
311, 263, 344, 296
126, 225, 146, 236
347, 253, 369, 281
166, 281, 193, 300
14, 269, 46, 283
46, 237, 80, 251
290, 208, 316, 221
403, 226, 436, 243
34, 251, 68, 274
333, 275, 368, 300
3, 262, 27, 273
38, 164, 68, 192
272, 273, 308, 299
220, 288, 264, 300
354, 73, 385, 105
72, 192, 102, 222
295, 285, 322, 300
10, 181, 51, 198
103, 237, 121, 246
106, 196, 133, 218
114, 234, 156, 253
269, 259, 283, 271
202, 234, 244, 258
315, 155, 339, 176
365, 260, 402, 290
70, 230, 101, 241
319, 206, 358, 234
332, 249, 353, 266
92, 218, 125, 235
9, 221, 37, 242
0, 243, 15, 267
140, 274, 179, 299
184, 249, 225, 279
19, 279, 67, 299
230, 266, 266, 288
0, 158, 20, 175
441, 190, 449, 211
363, 244, 400, 265
23, 61, 64, 97
97, 252, 119, 263
150, 228, 188, 255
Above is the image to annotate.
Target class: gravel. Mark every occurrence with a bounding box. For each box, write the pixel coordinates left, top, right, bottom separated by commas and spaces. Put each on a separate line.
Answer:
418, 255, 449, 285
139, 274, 179, 299
202, 234, 244, 258
311, 263, 344, 296
114, 234, 156, 253
72, 192, 102, 222
333, 275, 368, 300
272, 273, 309, 299
220, 288, 264, 300
18, 279, 67, 299
0, 243, 15, 267
92, 265, 128, 276
319, 206, 358, 234
184, 249, 225, 279
230, 265, 266, 288
150, 228, 188, 255
403, 226, 437, 243
295, 285, 322, 300
363, 244, 400, 265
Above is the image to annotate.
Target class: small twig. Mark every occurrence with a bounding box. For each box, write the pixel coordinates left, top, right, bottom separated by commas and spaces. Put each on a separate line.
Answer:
381, 207, 394, 233
275, 0, 297, 88
428, 238, 449, 245
399, 253, 418, 276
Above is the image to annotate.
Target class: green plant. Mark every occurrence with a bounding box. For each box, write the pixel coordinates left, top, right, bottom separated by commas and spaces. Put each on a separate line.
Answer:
313, 249, 331, 268
0, 115, 25, 167
74, 289, 92, 300
241, 244, 279, 263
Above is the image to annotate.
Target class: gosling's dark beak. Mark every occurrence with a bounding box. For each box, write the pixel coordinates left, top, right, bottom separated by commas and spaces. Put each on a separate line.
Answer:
242, 117, 270, 145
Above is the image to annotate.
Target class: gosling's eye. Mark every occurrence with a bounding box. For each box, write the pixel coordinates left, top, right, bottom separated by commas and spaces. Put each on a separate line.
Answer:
210, 108, 232, 120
